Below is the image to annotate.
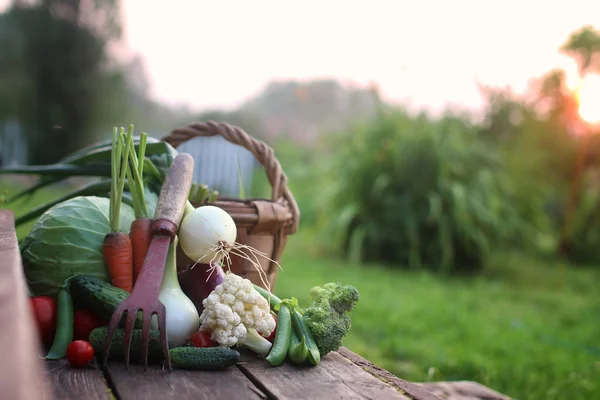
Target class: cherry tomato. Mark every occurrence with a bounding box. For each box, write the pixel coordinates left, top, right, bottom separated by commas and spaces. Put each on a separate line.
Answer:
265, 315, 277, 343
73, 309, 107, 341
66, 340, 94, 368
190, 330, 218, 347
29, 296, 57, 347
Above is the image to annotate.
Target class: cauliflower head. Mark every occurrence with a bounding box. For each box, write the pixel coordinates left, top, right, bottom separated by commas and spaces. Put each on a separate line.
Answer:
199, 272, 276, 347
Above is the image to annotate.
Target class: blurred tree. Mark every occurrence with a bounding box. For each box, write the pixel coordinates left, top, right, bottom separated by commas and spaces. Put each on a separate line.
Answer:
240, 79, 380, 143
0, 0, 122, 164
530, 69, 579, 126
560, 25, 600, 77
476, 77, 580, 256
478, 84, 530, 140
556, 25, 600, 257
101, 53, 196, 140
196, 109, 267, 140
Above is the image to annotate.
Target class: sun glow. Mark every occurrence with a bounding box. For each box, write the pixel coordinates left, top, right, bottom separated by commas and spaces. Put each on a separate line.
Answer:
577, 74, 600, 124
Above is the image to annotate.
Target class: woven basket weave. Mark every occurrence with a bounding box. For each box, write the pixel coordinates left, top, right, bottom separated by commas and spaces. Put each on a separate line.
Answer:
161, 121, 300, 289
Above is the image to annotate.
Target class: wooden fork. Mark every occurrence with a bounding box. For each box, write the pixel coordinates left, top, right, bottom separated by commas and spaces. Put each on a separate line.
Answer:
102, 153, 194, 371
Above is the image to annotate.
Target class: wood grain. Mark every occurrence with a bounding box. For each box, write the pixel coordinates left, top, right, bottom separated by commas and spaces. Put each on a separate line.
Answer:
338, 348, 514, 400
0, 211, 54, 399
45, 360, 111, 400
417, 381, 512, 400
337, 347, 443, 400
105, 361, 267, 399
153, 153, 194, 226
237, 350, 412, 399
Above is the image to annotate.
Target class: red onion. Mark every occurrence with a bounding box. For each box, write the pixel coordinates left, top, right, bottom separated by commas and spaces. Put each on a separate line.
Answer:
177, 262, 224, 314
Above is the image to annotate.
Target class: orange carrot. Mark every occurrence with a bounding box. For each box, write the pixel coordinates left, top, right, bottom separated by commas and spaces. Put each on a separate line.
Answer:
130, 218, 152, 285
124, 130, 151, 288
104, 125, 134, 292
103, 232, 133, 292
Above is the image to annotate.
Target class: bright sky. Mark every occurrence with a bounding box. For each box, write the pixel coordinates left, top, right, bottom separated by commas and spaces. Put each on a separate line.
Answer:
120, 0, 599, 115
2, 0, 600, 115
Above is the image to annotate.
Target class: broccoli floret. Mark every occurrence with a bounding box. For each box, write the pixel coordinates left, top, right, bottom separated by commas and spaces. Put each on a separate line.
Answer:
302, 282, 359, 356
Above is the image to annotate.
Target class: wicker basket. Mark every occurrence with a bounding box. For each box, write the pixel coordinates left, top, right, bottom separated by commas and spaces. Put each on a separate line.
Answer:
161, 121, 300, 290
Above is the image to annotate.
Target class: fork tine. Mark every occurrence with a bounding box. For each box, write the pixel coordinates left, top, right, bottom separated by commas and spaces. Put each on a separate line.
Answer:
123, 307, 138, 370
103, 305, 125, 367
156, 306, 171, 372
141, 310, 153, 371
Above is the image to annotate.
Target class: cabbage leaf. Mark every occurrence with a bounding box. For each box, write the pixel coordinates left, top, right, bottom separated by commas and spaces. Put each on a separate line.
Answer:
20, 196, 136, 297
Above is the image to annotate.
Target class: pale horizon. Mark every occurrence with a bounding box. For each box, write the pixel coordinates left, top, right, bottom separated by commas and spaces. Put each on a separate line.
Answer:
2, 0, 600, 116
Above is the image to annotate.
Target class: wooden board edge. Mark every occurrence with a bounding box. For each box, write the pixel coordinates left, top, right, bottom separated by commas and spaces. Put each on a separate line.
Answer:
416, 381, 512, 400
0, 210, 55, 399
336, 347, 443, 400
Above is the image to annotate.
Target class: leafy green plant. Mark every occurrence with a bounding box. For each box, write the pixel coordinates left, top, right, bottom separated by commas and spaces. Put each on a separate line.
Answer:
562, 171, 600, 264
483, 94, 600, 263
320, 110, 539, 273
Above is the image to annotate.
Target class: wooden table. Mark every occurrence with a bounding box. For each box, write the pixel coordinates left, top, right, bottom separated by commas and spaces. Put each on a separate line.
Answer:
43, 349, 512, 400
1, 210, 511, 400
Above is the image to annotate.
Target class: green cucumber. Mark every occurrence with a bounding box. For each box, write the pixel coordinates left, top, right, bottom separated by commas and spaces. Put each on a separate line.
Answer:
69, 275, 142, 327
89, 326, 165, 363
169, 347, 240, 370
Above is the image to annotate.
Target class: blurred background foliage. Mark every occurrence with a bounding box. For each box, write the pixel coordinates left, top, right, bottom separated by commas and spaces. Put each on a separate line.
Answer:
0, 0, 192, 165
2, 1, 600, 398
3, 0, 600, 270
317, 110, 544, 273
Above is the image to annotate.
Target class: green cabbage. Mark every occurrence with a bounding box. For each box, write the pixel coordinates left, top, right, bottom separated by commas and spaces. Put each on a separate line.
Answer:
20, 196, 136, 297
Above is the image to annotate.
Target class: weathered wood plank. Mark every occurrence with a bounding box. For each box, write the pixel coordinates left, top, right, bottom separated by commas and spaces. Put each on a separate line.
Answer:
0, 210, 54, 399
105, 361, 267, 399
417, 381, 511, 400
337, 347, 443, 400
237, 350, 412, 399
45, 360, 112, 400
338, 348, 512, 400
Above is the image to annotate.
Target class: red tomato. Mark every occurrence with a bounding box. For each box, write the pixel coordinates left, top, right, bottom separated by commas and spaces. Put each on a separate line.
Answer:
265, 315, 277, 343
190, 330, 218, 347
73, 309, 107, 341
66, 340, 94, 368
29, 296, 57, 347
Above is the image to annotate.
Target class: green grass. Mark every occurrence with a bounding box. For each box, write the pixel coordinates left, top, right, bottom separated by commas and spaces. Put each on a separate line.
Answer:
274, 234, 600, 400
4, 180, 600, 399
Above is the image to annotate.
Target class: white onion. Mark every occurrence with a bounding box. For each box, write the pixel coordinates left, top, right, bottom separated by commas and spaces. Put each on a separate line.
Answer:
150, 237, 199, 347
179, 205, 237, 263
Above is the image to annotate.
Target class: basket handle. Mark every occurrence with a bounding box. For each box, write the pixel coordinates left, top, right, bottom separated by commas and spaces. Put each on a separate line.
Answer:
161, 121, 300, 234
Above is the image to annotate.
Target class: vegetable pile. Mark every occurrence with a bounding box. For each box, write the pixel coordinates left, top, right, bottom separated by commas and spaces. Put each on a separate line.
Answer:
8, 125, 360, 371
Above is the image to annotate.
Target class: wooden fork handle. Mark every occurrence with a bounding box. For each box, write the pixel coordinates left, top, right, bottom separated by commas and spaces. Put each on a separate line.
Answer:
152, 153, 194, 237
